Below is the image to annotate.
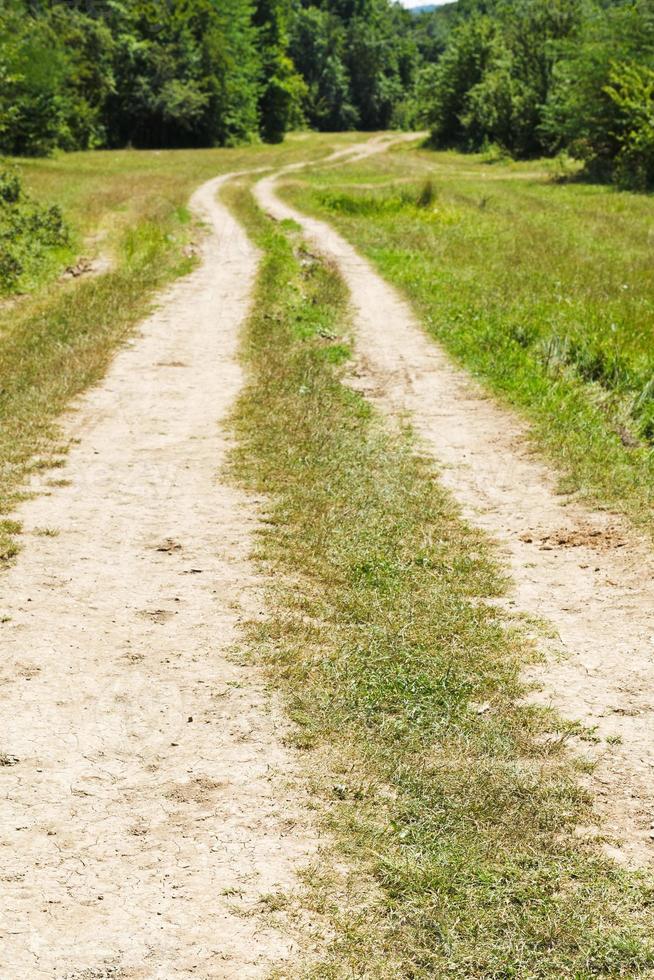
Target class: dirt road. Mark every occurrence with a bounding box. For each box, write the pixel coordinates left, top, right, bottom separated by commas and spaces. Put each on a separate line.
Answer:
256, 169, 654, 865
0, 173, 316, 978
0, 134, 422, 980
4, 133, 654, 977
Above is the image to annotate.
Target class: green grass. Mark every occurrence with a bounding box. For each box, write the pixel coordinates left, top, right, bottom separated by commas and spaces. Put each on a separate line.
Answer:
226, 180, 654, 978
0, 133, 363, 561
284, 144, 654, 537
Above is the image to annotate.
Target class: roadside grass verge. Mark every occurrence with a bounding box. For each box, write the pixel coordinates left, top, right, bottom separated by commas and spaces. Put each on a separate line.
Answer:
283, 146, 654, 537
10, 133, 363, 283
226, 181, 654, 978
0, 134, 361, 563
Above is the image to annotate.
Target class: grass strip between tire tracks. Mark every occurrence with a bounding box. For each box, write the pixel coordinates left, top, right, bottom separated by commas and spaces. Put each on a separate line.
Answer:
226, 178, 654, 979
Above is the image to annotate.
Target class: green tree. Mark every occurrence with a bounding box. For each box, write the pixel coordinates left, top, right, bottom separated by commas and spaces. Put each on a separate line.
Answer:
344, 0, 416, 130
254, 0, 306, 142
290, 6, 358, 130
0, 1, 68, 155
605, 60, 654, 189
44, 4, 115, 150
543, 0, 654, 182
426, 0, 584, 156
425, 13, 498, 149
103, 0, 260, 148
0, 0, 264, 153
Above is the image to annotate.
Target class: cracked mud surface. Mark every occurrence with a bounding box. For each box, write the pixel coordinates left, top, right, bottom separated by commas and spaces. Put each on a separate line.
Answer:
257, 170, 654, 866
0, 174, 317, 977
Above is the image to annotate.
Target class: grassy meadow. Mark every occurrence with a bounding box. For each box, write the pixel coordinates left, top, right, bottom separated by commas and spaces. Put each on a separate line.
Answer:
226, 180, 654, 977
0, 133, 361, 561
284, 144, 654, 536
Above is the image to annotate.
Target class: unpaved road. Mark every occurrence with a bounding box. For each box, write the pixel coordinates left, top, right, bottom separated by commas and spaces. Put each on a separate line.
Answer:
0, 173, 316, 978
256, 170, 654, 865
3, 135, 654, 978
0, 135, 418, 980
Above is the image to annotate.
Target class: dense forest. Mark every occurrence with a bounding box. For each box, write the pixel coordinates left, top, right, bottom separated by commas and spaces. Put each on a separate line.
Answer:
0, 0, 423, 152
420, 0, 654, 188
1, 0, 654, 187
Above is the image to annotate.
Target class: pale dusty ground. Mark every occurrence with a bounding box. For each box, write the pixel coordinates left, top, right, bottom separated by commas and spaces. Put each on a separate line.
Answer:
0, 173, 319, 978
256, 171, 654, 866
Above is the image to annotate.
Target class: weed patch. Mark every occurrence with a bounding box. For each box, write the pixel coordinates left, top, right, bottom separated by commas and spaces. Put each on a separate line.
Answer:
0, 169, 70, 294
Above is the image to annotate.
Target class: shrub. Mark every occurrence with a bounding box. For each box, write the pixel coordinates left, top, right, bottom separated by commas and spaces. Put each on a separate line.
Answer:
0, 169, 69, 295
605, 61, 654, 190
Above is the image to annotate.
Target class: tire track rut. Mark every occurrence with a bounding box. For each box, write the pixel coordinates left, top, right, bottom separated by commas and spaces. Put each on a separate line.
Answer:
0, 172, 315, 978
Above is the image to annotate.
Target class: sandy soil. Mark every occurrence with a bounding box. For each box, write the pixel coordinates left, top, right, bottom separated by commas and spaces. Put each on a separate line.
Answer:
0, 173, 319, 978
256, 170, 654, 866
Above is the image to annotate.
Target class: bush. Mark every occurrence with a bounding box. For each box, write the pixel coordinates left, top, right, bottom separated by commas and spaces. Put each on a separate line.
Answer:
605, 61, 654, 190
0, 169, 69, 294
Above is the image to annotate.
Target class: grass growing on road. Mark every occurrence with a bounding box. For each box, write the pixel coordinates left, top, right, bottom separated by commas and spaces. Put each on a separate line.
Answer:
285, 146, 654, 537
0, 134, 361, 562
228, 181, 654, 978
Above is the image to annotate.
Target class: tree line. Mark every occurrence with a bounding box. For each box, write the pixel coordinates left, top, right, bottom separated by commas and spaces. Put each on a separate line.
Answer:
420, 0, 654, 188
2, 0, 654, 190
0, 0, 423, 154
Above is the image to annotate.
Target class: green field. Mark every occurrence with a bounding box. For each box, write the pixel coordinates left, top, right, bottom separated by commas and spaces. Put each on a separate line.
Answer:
285, 144, 654, 536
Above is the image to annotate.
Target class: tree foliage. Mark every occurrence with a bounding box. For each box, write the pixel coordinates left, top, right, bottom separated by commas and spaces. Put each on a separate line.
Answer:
289, 0, 420, 131
254, 0, 307, 142
542, 0, 654, 186
0, 0, 425, 152
0, 0, 305, 151
424, 0, 654, 188
5, 0, 653, 191
84, 0, 262, 148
